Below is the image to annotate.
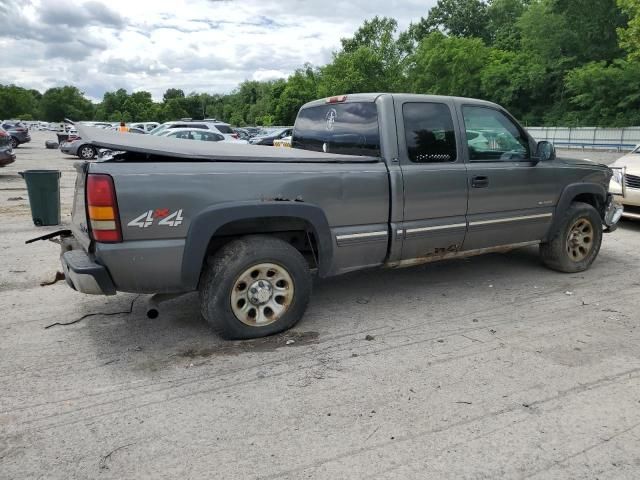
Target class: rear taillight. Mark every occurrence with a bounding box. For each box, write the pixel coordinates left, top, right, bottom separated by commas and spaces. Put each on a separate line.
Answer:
0, 130, 7, 137
86, 174, 122, 243
68, 135, 80, 142
232, 133, 239, 139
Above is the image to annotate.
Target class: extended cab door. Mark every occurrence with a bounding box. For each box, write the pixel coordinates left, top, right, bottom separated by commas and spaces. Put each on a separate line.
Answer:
395, 98, 469, 262
457, 104, 558, 250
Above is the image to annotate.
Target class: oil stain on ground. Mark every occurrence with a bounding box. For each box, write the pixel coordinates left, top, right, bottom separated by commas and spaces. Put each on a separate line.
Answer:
176, 330, 320, 359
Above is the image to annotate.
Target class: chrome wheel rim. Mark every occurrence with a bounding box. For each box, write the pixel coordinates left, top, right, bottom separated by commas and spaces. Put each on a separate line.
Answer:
567, 218, 594, 262
80, 146, 94, 159
230, 263, 294, 327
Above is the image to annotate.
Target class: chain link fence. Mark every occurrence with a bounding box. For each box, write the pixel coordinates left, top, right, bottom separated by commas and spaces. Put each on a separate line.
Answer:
527, 127, 640, 151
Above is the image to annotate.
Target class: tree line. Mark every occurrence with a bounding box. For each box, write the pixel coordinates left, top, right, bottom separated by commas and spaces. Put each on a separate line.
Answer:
1, 0, 639, 127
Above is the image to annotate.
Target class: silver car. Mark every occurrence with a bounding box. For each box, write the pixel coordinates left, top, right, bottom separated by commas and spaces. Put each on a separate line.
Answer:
60, 137, 98, 159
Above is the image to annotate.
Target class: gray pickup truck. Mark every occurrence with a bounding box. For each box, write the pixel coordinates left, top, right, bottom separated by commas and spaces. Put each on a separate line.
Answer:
47, 94, 623, 339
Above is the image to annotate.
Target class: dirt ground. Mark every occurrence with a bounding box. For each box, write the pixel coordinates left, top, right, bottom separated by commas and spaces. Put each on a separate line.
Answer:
1, 132, 640, 479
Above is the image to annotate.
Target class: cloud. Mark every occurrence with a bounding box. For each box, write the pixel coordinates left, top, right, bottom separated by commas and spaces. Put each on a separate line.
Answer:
0, 0, 437, 100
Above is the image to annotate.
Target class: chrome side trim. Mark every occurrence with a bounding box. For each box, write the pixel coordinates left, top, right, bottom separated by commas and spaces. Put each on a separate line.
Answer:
469, 213, 552, 227
335, 231, 388, 241
405, 223, 466, 234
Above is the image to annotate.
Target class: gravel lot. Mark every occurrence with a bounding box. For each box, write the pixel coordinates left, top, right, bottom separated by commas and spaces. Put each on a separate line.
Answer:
2, 132, 640, 479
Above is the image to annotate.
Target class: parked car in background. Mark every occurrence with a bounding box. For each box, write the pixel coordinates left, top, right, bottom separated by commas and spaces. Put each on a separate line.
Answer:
244, 127, 262, 137
0, 127, 16, 167
130, 122, 160, 132
160, 128, 248, 144
609, 145, 640, 220
233, 128, 251, 141
273, 135, 292, 148
1, 121, 31, 148
60, 137, 99, 160
249, 127, 293, 146
61, 128, 147, 159
149, 121, 238, 140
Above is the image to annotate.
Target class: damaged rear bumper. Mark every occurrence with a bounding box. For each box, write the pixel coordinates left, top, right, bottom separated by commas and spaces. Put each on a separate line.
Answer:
61, 249, 116, 295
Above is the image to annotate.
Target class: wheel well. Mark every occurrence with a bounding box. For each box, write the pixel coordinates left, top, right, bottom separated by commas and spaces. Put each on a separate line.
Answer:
572, 193, 605, 216
205, 216, 319, 270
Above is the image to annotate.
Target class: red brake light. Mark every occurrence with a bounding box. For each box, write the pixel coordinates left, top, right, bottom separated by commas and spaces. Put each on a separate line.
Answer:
326, 95, 347, 104
86, 174, 122, 243
0, 130, 7, 137
232, 133, 239, 139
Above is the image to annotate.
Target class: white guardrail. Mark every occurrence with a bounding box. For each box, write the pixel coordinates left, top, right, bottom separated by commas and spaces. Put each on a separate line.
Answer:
527, 127, 640, 151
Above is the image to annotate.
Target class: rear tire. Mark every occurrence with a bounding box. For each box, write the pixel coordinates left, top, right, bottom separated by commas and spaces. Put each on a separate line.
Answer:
199, 235, 312, 339
540, 201, 603, 273
10, 137, 18, 149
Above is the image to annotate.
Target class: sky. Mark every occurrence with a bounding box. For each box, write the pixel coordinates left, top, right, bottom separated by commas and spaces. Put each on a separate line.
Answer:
0, 0, 436, 101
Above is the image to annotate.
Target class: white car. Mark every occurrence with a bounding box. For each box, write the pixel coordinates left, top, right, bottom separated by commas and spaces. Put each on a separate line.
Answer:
130, 122, 160, 132
149, 121, 238, 141
160, 128, 248, 144
609, 144, 640, 220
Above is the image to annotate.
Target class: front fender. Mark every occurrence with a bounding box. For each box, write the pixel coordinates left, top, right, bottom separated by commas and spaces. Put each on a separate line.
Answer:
545, 182, 607, 241
181, 201, 333, 290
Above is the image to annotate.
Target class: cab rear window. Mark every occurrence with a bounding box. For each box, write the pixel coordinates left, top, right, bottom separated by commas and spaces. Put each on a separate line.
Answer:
292, 103, 380, 157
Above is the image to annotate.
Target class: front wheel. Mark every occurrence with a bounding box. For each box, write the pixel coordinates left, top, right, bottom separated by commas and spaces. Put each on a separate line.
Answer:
78, 145, 97, 159
199, 235, 312, 339
540, 201, 603, 273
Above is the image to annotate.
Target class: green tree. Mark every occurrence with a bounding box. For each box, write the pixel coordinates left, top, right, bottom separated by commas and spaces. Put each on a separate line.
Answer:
39, 86, 94, 121
564, 60, 640, 126
275, 65, 319, 125
411, 0, 491, 42
407, 32, 488, 97
318, 16, 407, 96
163, 88, 185, 102
0, 85, 39, 119
618, 0, 640, 58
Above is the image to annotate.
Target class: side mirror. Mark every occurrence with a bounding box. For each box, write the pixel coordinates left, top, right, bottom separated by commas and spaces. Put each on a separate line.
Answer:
535, 141, 556, 162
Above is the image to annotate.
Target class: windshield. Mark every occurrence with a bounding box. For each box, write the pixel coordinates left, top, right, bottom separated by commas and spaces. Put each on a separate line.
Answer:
292, 102, 381, 157
149, 124, 171, 135
214, 124, 233, 134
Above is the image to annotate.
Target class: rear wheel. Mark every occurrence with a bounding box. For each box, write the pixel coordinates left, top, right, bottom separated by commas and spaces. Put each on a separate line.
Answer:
199, 235, 312, 339
10, 137, 18, 149
540, 201, 603, 273
78, 145, 97, 159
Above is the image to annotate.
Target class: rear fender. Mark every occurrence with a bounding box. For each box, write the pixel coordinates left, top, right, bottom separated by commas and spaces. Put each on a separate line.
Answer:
181, 201, 333, 290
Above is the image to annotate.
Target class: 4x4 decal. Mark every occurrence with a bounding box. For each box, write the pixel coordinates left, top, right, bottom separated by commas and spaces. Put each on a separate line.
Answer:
128, 209, 184, 228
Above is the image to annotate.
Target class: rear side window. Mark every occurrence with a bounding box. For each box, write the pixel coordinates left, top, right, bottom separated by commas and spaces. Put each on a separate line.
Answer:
403, 103, 457, 163
214, 124, 233, 134
292, 102, 380, 157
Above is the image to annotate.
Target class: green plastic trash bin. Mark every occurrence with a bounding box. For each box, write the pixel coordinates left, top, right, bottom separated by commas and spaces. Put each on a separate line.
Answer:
19, 170, 62, 226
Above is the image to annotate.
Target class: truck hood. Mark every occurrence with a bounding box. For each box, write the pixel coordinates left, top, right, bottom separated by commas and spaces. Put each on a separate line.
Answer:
556, 156, 610, 170
77, 125, 379, 163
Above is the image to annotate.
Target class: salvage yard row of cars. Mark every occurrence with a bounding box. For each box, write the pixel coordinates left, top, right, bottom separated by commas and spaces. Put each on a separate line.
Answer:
57, 120, 293, 159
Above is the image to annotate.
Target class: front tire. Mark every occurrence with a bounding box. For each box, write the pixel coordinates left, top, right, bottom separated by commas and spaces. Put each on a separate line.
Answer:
78, 145, 97, 159
540, 201, 603, 273
199, 235, 312, 339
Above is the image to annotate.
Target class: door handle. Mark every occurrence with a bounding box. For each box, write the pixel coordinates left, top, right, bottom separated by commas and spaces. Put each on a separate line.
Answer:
472, 176, 489, 188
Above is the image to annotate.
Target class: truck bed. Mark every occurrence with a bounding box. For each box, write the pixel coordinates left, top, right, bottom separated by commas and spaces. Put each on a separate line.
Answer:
77, 126, 381, 163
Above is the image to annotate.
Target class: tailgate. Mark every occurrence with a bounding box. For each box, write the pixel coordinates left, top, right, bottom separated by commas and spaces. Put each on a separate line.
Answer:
71, 161, 92, 250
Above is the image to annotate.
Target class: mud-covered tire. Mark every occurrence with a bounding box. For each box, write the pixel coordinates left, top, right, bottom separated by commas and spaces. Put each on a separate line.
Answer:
540, 201, 603, 273
199, 235, 312, 339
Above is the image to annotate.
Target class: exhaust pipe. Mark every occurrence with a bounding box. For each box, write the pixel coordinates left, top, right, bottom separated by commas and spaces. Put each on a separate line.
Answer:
146, 293, 185, 319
